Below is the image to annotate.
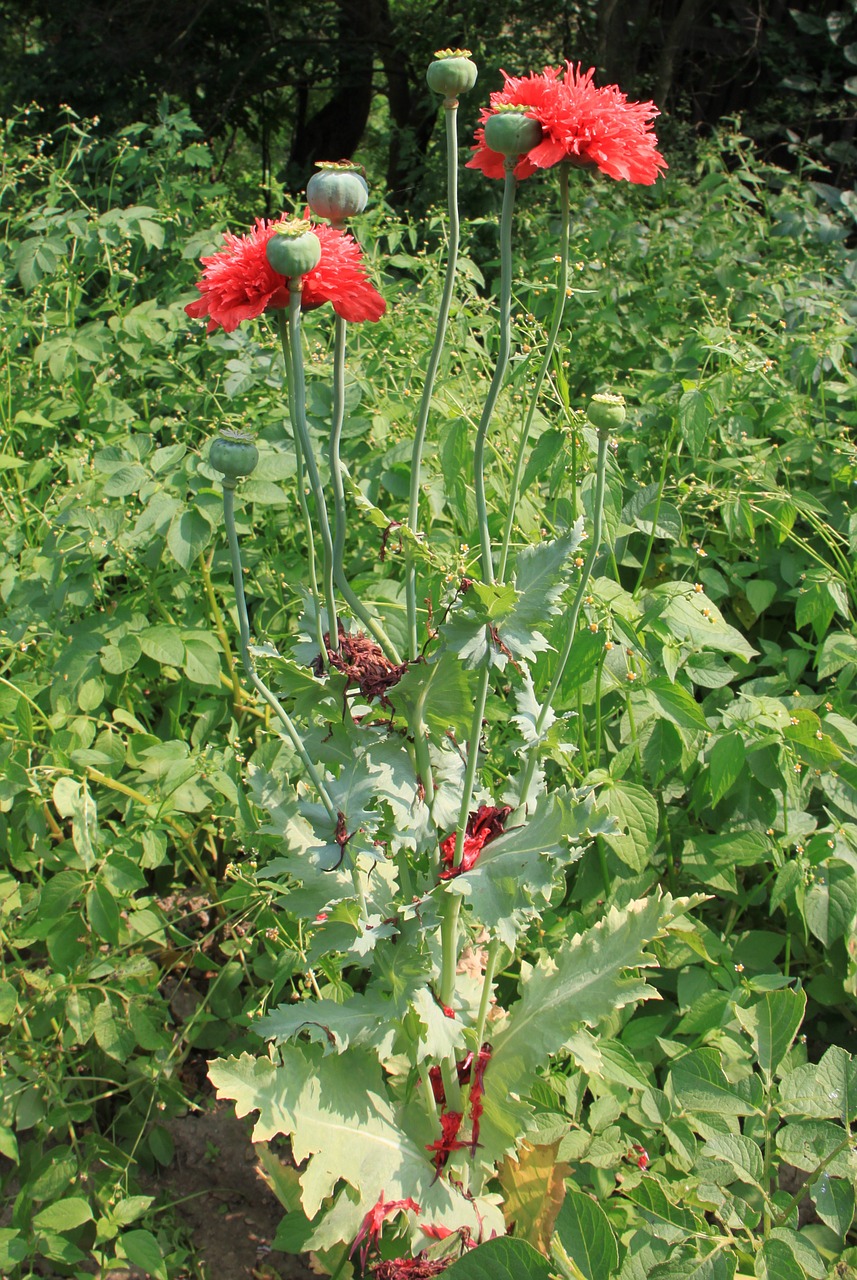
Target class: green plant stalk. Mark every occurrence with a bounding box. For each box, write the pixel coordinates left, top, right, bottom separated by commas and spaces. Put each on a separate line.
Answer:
474, 158, 518, 586
406, 100, 463, 661
277, 311, 327, 659
625, 687, 644, 782
633, 422, 678, 595
222, 485, 336, 822
473, 938, 500, 1050
498, 163, 571, 582
330, 315, 402, 663
448, 159, 518, 869
198, 549, 242, 710
520, 428, 611, 799
439, 893, 462, 1009
281, 293, 339, 652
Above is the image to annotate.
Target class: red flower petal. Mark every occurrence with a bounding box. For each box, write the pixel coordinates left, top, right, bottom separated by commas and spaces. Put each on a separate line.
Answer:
467, 62, 666, 185
185, 215, 385, 333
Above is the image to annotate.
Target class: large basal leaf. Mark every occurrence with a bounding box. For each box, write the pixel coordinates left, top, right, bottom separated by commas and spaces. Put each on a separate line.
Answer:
498, 527, 584, 661
479, 896, 673, 1160
209, 1046, 503, 1251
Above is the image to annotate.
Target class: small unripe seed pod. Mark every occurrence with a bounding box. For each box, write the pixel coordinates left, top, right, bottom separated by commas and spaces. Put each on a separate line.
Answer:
483, 107, 543, 157
586, 393, 626, 431
307, 161, 368, 225
209, 431, 259, 487
427, 48, 477, 99
266, 222, 322, 277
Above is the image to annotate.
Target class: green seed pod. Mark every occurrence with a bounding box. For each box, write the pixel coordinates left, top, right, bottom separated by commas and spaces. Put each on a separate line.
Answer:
266, 224, 322, 277
586, 393, 627, 432
483, 108, 543, 157
426, 48, 477, 99
209, 431, 259, 487
307, 161, 369, 225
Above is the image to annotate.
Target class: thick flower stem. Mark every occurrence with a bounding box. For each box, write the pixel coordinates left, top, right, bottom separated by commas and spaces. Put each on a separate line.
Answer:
282, 292, 339, 652
439, 893, 462, 1008
498, 162, 571, 582
474, 158, 518, 586
330, 315, 402, 664
453, 664, 490, 869
276, 313, 327, 659
519, 427, 611, 800
222, 486, 336, 822
405, 100, 462, 660
474, 937, 500, 1049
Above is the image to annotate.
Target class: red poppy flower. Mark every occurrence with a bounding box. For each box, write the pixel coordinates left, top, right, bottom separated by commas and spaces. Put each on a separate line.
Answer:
467, 63, 666, 184
438, 805, 512, 880
185, 216, 385, 333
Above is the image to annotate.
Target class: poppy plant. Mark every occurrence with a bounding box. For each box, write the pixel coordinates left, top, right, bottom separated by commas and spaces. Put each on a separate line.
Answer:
185, 215, 385, 333
468, 62, 666, 184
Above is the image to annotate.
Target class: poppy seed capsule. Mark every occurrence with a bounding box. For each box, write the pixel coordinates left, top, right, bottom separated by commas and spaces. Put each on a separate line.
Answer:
266, 227, 322, 277
483, 108, 543, 157
307, 162, 369, 226
209, 432, 259, 487
426, 48, 477, 99
586, 393, 626, 431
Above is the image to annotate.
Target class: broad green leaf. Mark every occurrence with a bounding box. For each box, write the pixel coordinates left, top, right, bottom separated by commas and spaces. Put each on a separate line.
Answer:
779, 1045, 857, 1123
600, 780, 658, 873
755, 1238, 805, 1280
33, 1197, 94, 1231
444, 1238, 554, 1279
707, 733, 745, 806
480, 896, 670, 1158
700, 1134, 764, 1188
678, 388, 710, 456
650, 1248, 735, 1280
804, 860, 857, 946
734, 988, 806, 1081
0, 1228, 27, 1269
768, 1227, 825, 1278
86, 881, 121, 945
669, 1048, 760, 1117
258, 992, 398, 1056
817, 632, 857, 679
500, 526, 584, 660
166, 505, 212, 569
0, 980, 17, 1024
621, 1174, 701, 1244
498, 1140, 570, 1254
182, 636, 223, 687
103, 463, 147, 497
775, 1120, 853, 1177
813, 1168, 855, 1234
93, 997, 136, 1061
552, 1186, 619, 1280
645, 678, 708, 734
139, 625, 185, 667
121, 1229, 168, 1280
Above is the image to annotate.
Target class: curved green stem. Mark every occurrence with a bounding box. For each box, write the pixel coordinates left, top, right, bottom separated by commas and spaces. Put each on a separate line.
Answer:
406, 100, 462, 660
278, 314, 327, 659
331, 315, 402, 664
222, 485, 336, 821
520, 427, 611, 799
473, 938, 500, 1049
498, 163, 571, 582
280, 297, 339, 651
474, 159, 518, 586
453, 664, 490, 868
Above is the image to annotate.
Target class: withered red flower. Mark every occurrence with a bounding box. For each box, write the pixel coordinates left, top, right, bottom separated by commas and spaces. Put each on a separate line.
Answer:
351, 1192, 421, 1272
373, 1256, 451, 1278
185, 216, 385, 333
468, 63, 666, 184
438, 805, 511, 879
426, 1111, 467, 1176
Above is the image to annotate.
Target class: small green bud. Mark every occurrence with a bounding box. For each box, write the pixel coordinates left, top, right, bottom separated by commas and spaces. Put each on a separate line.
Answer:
426, 48, 478, 99
266, 222, 322, 277
209, 431, 259, 487
483, 108, 543, 158
307, 161, 369, 226
586, 393, 626, 431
